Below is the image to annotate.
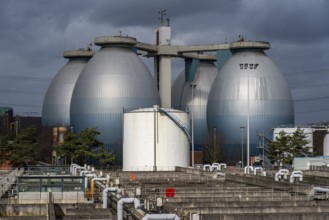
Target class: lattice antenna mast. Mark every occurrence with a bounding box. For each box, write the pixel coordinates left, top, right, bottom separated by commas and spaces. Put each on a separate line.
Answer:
158, 10, 167, 26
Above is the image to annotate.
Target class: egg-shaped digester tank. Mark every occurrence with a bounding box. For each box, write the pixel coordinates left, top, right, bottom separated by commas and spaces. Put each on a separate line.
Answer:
172, 60, 219, 149
70, 36, 161, 164
207, 49, 294, 164
42, 49, 94, 127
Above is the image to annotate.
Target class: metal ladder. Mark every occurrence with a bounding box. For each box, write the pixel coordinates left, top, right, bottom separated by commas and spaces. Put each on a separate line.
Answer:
158, 108, 191, 142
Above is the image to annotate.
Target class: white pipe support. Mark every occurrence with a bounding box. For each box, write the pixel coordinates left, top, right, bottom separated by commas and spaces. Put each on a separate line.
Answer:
211, 163, 220, 171
275, 172, 280, 181
253, 167, 263, 175
70, 164, 77, 173
244, 166, 253, 174
72, 165, 81, 175
84, 174, 97, 188
93, 177, 110, 189
279, 169, 289, 174
102, 187, 119, 208
117, 198, 141, 220
210, 165, 219, 171
70, 164, 77, 175
292, 170, 303, 175
76, 167, 86, 175
278, 169, 289, 179
290, 172, 303, 183
142, 214, 181, 220
80, 170, 92, 176
203, 164, 211, 171
74, 165, 83, 176
219, 163, 227, 171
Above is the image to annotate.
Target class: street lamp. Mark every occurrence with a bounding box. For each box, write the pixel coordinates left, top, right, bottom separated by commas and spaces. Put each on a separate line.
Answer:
240, 126, 245, 167
190, 84, 197, 167
246, 68, 250, 174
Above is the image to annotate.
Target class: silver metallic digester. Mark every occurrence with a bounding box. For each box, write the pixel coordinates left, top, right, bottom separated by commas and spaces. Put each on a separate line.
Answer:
70, 36, 161, 164
172, 60, 219, 150
207, 50, 294, 164
42, 49, 94, 127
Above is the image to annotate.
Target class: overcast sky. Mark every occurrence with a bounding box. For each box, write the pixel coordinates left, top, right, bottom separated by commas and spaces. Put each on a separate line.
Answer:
0, 0, 328, 125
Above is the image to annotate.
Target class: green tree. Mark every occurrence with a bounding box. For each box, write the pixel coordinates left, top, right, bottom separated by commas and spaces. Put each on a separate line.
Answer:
92, 147, 116, 167
9, 126, 38, 167
202, 130, 223, 164
56, 128, 115, 166
268, 131, 290, 166
289, 128, 312, 158
268, 128, 312, 166
0, 135, 12, 165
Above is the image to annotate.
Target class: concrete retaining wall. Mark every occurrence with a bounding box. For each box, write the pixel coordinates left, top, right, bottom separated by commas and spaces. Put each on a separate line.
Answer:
0, 204, 47, 217
18, 192, 85, 204
225, 174, 309, 194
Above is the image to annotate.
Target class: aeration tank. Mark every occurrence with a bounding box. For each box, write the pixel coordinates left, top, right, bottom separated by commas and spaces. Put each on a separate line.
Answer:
70, 36, 161, 164
42, 49, 94, 127
207, 49, 294, 164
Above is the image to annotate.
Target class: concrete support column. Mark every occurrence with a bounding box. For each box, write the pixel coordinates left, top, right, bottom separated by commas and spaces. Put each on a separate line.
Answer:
159, 55, 171, 108
153, 57, 159, 89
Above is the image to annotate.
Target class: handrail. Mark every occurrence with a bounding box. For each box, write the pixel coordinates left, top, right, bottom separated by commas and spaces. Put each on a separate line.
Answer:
158, 108, 191, 142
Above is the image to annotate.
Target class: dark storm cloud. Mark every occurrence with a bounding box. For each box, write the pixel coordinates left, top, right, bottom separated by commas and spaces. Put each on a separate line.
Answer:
0, 0, 328, 124
89, 0, 242, 28
241, 0, 329, 45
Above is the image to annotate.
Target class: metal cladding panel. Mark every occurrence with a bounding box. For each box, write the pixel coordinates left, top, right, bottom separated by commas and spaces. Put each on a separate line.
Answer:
123, 108, 189, 171
42, 58, 89, 127
70, 46, 160, 164
171, 70, 185, 109
323, 134, 329, 156
207, 51, 294, 163
172, 61, 218, 149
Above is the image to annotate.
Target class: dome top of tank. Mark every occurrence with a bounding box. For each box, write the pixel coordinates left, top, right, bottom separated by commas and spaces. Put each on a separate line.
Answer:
94, 36, 137, 47
63, 49, 94, 59
230, 40, 270, 50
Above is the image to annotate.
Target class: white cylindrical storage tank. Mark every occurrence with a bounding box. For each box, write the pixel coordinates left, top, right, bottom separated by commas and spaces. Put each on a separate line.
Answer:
323, 132, 329, 156
123, 106, 190, 171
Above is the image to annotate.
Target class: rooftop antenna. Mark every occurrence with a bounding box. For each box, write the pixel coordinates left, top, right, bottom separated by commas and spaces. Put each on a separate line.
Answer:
166, 18, 170, 27
158, 10, 167, 26
238, 35, 245, 42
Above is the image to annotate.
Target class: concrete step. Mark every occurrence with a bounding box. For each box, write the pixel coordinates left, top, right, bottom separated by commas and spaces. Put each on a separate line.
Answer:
200, 213, 329, 220
143, 191, 293, 198
163, 195, 308, 203
166, 200, 323, 209
184, 206, 329, 214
